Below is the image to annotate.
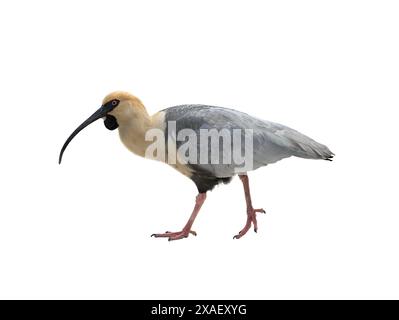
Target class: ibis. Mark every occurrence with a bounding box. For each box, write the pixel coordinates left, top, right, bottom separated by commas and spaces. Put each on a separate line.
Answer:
59, 91, 334, 240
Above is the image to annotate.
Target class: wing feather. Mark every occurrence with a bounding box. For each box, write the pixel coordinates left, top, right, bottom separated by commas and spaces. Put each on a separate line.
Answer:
163, 105, 334, 177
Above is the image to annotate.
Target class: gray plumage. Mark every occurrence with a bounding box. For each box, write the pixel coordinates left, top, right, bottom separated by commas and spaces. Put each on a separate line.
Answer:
164, 105, 333, 181
163, 105, 334, 193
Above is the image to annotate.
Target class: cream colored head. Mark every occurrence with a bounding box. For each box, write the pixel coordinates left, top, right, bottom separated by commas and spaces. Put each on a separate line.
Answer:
102, 91, 149, 125
59, 91, 150, 164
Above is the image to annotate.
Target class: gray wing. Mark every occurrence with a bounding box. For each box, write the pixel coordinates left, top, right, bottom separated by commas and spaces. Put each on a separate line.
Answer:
164, 104, 333, 177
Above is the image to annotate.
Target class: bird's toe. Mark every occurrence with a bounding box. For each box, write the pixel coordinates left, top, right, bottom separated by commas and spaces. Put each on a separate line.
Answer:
254, 208, 266, 214
152, 229, 196, 241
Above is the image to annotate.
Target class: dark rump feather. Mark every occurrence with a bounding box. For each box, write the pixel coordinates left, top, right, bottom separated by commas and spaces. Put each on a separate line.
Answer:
188, 164, 233, 193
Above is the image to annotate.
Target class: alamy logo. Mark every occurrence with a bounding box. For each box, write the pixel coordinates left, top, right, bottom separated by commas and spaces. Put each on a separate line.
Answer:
144, 121, 254, 173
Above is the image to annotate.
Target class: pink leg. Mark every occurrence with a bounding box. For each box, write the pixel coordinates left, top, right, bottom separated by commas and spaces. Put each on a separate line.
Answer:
151, 193, 207, 241
234, 174, 266, 239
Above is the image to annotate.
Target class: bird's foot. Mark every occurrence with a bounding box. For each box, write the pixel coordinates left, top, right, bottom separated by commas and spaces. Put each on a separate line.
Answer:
151, 229, 197, 241
233, 208, 266, 239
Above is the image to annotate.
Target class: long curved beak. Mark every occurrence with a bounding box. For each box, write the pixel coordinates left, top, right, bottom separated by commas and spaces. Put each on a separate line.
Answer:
59, 106, 108, 164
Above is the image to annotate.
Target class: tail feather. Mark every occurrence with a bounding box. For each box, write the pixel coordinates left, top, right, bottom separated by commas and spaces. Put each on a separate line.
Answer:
274, 128, 334, 161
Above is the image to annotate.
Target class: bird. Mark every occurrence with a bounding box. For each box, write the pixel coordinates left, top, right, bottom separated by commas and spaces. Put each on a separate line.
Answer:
59, 91, 334, 241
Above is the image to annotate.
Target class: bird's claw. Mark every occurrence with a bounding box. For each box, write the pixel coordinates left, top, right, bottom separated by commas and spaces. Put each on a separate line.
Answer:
151, 230, 197, 241
233, 207, 265, 239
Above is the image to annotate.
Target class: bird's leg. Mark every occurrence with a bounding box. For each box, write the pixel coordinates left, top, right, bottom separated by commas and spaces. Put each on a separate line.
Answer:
234, 174, 266, 239
151, 193, 207, 241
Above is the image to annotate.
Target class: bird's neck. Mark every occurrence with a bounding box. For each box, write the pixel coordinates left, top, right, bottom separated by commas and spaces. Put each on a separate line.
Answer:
117, 108, 165, 158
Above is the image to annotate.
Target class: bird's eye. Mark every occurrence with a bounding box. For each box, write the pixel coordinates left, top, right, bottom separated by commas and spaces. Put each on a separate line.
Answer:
112, 100, 118, 106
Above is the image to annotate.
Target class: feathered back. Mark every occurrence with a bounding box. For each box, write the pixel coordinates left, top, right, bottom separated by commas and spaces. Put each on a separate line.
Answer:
164, 104, 333, 177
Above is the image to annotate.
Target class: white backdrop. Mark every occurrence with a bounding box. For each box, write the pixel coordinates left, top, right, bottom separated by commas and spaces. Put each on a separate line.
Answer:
0, 0, 398, 299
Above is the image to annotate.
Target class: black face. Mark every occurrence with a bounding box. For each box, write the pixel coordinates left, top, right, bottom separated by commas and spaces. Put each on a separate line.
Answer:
103, 99, 120, 112
59, 98, 121, 164
103, 99, 120, 130
104, 115, 119, 130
